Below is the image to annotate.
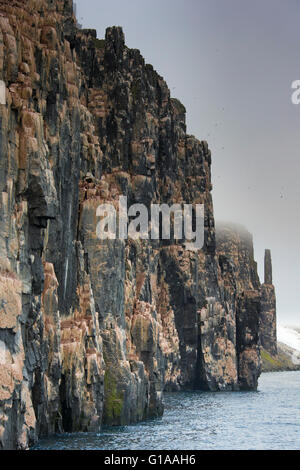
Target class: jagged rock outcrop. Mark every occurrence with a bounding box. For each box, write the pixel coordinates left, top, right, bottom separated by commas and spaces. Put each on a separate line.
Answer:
0, 0, 273, 450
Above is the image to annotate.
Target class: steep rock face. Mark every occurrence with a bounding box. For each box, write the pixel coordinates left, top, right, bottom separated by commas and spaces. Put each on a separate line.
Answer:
216, 224, 261, 390
0, 0, 269, 449
0, 0, 106, 448
216, 229, 278, 379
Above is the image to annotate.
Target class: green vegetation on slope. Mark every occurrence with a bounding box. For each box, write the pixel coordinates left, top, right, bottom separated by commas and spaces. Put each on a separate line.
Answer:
261, 348, 300, 372
103, 369, 124, 424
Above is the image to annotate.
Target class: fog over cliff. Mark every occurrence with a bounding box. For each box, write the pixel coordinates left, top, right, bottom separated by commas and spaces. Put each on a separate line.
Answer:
75, 0, 300, 325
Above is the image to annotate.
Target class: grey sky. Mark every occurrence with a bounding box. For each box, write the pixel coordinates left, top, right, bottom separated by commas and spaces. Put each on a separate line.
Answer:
76, 0, 300, 325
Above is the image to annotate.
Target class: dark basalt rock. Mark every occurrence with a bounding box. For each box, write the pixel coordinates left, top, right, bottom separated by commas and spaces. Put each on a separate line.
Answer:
264, 249, 273, 285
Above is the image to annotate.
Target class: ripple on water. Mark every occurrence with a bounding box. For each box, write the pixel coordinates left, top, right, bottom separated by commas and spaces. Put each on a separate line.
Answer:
33, 371, 300, 450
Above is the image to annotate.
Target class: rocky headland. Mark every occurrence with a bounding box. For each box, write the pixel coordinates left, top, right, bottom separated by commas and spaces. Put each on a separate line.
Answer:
0, 0, 279, 449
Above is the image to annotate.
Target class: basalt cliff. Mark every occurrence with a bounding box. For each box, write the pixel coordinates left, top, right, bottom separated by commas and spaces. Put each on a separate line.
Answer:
0, 0, 277, 450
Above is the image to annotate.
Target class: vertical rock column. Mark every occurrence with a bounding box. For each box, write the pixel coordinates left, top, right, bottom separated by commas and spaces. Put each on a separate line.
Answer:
264, 249, 272, 285
260, 250, 277, 356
